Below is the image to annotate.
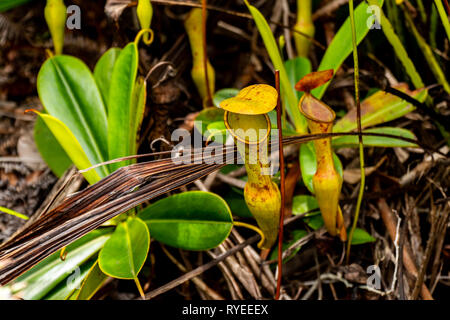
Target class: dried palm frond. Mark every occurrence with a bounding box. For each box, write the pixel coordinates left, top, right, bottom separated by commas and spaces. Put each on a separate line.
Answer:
0, 132, 440, 285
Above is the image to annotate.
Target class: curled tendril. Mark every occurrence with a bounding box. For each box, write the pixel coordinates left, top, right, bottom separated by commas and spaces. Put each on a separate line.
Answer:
134, 28, 155, 46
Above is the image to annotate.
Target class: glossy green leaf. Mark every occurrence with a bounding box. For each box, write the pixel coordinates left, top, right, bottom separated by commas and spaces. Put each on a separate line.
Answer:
37, 55, 109, 178
11, 229, 111, 300
333, 86, 427, 132
34, 116, 72, 177
332, 127, 418, 148
138, 191, 233, 250
312, 0, 384, 99
130, 76, 147, 156
284, 57, 311, 101
94, 48, 122, 107
99, 217, 149, 280
222, 190, 253, 218
43, 259, 96, 300
75, 261, 109, 300
299, 142, 343, 193
349, 228, 376, 245
194, 107, 225, 137
244, 0, 307, 133
304, 214, 324, 230
291, 195, 319, 216
107, 43, 139, 172
213, 88, 239, 108
37, 113, 101, 184
270, 229, 308, 263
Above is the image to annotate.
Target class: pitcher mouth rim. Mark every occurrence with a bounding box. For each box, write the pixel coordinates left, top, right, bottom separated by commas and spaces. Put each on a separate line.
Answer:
224, 111, 271, 145
298, 93, 336, 124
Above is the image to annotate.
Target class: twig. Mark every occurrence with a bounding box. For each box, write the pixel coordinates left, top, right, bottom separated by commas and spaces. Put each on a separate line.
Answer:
144, 235, 259, 299
160, 245, 224, 300
376, 186, 434, 300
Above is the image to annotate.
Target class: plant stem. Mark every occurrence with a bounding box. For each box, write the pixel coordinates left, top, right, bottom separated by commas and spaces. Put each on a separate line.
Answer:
0, 206, 29, 220
294, 0, 315, 57
233, 221, 265, 243
275, 70, 285, 300
134, 277, 145, 299
346, 0, 365, 263
202, 0, 213, 107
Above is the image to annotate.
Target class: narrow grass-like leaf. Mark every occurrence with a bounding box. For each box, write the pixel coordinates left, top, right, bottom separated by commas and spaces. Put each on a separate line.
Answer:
312, 0, 384, 99
433, 0, 450, 42
332, 127, 418, 148
43, 259, 96, 300
244, 0, 307, 133
367, 0, 424, 89
75, 261, 109, 300
333, 86, 427, 132
404, 9, 450, 94
13, 231, 110, 300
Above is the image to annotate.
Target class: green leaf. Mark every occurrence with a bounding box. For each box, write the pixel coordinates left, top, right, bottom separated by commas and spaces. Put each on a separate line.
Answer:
37, 113, 102, 184
43, 259, 96, 300
299, 142, 343, 194
304, 214, 324, 230
194, 107, 225, 137
129, 76, 147, 156
284, 57, 311, 101
37, 55, 109, 178
34, 116, 72, 177
332, 127, 418, 148
98, 217, 150, 280
366, 1, 424, 89
213, 88, 239, 107
291, 195, 319, 216
94, 48, 122, 107
333, 86, 427, 132
244, 0, 307, 133
107, 43, 139, 172
0, 0, 34, 12
12, 229, 111, 300
312, 0, 384, 99
138, 191, 233, 250
222, 190, 253, 218
75, 261, 109, 300
269, 229, 308, 263
434, 0, 450, 42
350, 228, 376, 245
